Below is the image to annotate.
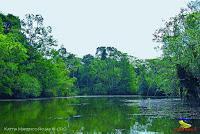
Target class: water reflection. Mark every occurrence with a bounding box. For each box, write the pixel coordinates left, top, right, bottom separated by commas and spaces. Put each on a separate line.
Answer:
0, 97, 199, 134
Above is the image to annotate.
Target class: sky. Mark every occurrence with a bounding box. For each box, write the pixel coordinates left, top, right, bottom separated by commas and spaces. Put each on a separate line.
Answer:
0, 0, 189, 59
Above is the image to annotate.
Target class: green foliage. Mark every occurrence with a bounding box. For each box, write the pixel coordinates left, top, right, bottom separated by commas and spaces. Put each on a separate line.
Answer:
1, 1, 199, 99
77, 47, 138, 95
0, 33, 28, 98
0, 13, 74, 99
0, 18, 3, 34
153, 0, 200, 99
0, 34, 28, 62
28, 57, 75, 97
14, 73, 41, 98
21, 14, 57, 55
118, 54, 138, 94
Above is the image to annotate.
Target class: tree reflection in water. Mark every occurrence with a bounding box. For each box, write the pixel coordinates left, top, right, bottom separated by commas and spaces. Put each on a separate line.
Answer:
0, 97, 199, 134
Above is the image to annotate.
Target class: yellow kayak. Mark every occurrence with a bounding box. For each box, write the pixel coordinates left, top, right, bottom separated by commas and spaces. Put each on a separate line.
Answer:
179, 120, 192, 128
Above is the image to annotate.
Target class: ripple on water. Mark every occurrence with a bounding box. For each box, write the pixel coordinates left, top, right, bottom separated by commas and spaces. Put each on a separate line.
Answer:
125, 98, 200, 119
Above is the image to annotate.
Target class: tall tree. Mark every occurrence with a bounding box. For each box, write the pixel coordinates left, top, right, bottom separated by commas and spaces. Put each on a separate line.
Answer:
153, 0, 200, 100
21, 14, 57, 55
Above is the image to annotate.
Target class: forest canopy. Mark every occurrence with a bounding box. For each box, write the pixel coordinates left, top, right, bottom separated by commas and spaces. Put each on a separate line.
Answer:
0, 0, 199, 101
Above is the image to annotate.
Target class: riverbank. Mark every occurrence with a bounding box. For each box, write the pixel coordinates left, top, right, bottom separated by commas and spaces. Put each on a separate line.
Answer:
0, 95, 180, 102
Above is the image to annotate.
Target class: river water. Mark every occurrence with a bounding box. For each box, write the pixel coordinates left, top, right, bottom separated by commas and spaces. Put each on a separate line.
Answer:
0, 96, 200, 134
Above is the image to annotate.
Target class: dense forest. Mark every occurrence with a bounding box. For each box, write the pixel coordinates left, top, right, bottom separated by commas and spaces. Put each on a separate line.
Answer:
0, 0, 199, 101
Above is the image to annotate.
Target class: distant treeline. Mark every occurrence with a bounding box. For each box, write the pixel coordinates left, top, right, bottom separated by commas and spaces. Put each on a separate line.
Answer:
0, 0, 199, 100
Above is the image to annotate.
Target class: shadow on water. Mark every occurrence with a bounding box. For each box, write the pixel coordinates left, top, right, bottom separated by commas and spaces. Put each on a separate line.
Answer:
0, 96, 200, 134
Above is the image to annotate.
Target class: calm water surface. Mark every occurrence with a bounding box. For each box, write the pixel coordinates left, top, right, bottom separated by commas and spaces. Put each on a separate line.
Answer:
0, 96, 200, 134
